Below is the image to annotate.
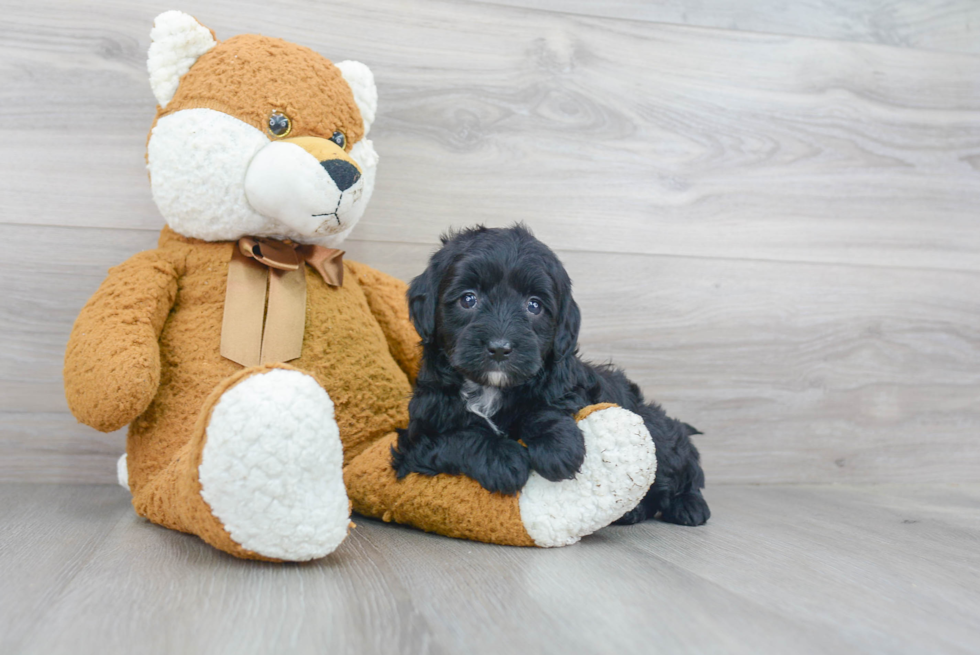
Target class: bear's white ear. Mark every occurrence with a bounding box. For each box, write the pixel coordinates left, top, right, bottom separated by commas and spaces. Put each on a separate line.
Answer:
335, 60, 378, 135
147, 11, 216, 108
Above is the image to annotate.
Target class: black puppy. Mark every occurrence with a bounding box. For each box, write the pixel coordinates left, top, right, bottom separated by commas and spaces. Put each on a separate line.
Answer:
392, 225, 709, 526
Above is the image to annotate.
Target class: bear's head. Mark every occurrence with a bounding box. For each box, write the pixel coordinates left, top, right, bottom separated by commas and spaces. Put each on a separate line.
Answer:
146, 11, 378, 247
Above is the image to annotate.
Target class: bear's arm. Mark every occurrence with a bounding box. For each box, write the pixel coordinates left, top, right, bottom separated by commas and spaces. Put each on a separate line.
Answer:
64, 249, 179, 432
346, 260, 421, 384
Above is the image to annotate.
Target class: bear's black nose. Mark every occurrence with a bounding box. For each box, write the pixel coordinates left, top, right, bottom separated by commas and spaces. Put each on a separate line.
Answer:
320, 159, 361, 191
488, 340, 513, 362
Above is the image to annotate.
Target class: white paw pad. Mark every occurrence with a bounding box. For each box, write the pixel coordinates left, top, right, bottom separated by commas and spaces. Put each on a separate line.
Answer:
519, 407, 657, 547
199, 369, 349, 560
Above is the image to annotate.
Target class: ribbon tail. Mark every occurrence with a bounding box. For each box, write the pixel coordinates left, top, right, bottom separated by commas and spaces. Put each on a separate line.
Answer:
260, 267, 307, 364
303, 246, 345, 287
220, 248, 268, 367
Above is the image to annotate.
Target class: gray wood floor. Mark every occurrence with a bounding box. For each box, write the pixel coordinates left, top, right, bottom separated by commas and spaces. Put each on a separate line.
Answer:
2, 483, 978, 655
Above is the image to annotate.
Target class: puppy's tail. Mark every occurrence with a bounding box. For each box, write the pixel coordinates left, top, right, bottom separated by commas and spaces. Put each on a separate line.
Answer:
680, 421, 702, 436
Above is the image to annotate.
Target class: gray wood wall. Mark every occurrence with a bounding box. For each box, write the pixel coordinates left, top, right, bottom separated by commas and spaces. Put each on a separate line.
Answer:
2, 0, 978, 485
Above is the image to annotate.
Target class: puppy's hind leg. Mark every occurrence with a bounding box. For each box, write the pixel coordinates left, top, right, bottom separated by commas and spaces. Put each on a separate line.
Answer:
618, 414, 710, 527
616, 477, 710, 526
661, 489, 710, 526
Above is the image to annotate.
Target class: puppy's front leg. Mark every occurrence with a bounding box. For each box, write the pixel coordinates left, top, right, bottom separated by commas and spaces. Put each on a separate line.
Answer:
517, 409, 586, 482
393, 426, 531, 496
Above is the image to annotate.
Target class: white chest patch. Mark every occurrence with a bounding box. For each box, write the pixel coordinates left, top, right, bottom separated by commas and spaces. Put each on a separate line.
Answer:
461, 380, 503, 434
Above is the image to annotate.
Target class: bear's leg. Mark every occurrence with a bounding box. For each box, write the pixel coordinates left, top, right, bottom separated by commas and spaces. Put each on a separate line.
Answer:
130, 365, 349, 561
343, 404, 656, 547
518, 404, 657, 546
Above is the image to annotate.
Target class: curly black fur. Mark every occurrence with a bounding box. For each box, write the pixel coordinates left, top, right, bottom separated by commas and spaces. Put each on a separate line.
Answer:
392, 224, 709, 526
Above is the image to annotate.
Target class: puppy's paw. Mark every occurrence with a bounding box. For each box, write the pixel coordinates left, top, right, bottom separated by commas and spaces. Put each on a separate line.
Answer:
469, 439, 531, 496
661, 491, 710, 526
613, 503, 649, 525
391, 432, 436, 478
527, 421, 586, 482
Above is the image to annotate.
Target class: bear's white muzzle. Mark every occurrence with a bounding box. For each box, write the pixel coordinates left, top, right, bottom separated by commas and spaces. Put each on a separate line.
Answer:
245, 137, 365, 237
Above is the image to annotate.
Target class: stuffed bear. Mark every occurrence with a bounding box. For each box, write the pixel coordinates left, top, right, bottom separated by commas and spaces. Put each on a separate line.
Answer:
63, 11, 659, 561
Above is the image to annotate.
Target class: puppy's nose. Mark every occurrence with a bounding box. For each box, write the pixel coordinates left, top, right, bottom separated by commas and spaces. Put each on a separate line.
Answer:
488, 340, 513, 362
320, 159, 361, 191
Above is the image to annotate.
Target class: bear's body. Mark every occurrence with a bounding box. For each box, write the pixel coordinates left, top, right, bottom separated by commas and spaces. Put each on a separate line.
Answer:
123, 228, 416, 478
66, 226, 418, 558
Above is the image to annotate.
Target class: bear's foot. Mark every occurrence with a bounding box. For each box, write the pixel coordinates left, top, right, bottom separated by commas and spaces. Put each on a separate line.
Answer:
344, 404, 656, 548
197, 367, 350, 561
518, 404, 657, 547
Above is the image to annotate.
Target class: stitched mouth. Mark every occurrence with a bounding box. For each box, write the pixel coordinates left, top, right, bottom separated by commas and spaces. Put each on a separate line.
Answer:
313, 192, 344, 229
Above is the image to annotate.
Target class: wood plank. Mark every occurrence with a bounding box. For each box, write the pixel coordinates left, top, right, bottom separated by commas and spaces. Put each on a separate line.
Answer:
3, 483, 847, 655
3, 225, 977, 484
475, 0, 980, 56
613, 484, 980, 654
1, 484, 442, 655
0, 413, 125, 484
0, 484, 131, 653
1, 0, 979, 272
3, 483, 978, 654
343, 517, 851, 655
569, 250, 980, 484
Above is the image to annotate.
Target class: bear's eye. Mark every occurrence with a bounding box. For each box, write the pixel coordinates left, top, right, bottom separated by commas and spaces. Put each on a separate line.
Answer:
330, 131, 346, 149
526, 298, 543, 315
268, 111, 292, 137
459, 292, 478, 309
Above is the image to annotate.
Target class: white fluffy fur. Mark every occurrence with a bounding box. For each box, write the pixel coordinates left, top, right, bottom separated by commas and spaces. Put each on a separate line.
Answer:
148, 11, 216, 108
147, 108, 378, 247
461, 380, 503, 434
117, 453, 129, 491
519, 406, 657, 547
148, 109, 270, 240
198, 369, 350, 561
335, 60, 378, 135
244, 141, 373, 241
485, 371, 508, 387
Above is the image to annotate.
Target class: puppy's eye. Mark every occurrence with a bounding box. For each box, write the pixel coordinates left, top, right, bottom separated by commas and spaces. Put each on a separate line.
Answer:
330, 131, 347, 149
268, 110, 292, 137
459, 292, 478, 309
526, 298, 543, 315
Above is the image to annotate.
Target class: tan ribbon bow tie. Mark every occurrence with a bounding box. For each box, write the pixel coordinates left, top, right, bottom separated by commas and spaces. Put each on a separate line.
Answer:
220, 236, 345, 367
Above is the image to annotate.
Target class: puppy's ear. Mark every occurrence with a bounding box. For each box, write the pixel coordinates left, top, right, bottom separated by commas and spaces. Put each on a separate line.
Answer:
553, 294, 581, 360
551, 259, 581, 360
408, 258, 444, 345
410, 235, 466, 344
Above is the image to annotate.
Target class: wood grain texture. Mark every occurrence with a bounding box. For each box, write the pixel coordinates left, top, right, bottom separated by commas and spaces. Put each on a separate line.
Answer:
1, 0, 979, 271
4, 225, 978, 485
2, 483, 978, 654
0, 1, 978, 484
473, 0, 980, 56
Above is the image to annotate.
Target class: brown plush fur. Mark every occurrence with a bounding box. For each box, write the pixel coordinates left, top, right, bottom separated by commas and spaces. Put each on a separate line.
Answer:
345, 433, 537, 547
156, 34, 365, 149
135, 363, 301, 561
65, 227, 420, 558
